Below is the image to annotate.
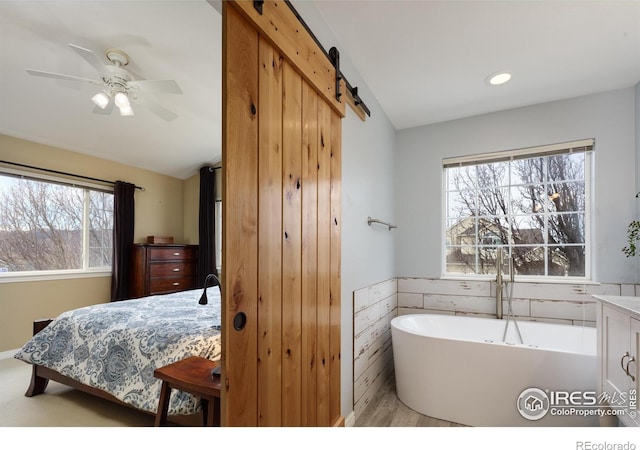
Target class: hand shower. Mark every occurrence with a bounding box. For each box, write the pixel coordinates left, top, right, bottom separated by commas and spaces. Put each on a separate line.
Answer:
502, 254, 524, 344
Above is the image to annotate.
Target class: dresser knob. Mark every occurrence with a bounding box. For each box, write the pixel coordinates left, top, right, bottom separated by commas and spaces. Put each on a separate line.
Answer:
173, 252, 181, 256
172, 282, 180, 286
173, 268, 180, 272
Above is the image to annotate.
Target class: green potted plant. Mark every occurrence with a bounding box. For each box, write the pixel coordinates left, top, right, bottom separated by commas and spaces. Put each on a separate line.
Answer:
622, 220, 640, 257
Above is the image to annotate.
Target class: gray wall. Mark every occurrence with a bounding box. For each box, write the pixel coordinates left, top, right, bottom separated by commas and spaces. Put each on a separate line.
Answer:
636, 81, 640, 279
395, 88, 637, 283
637, 81, 640, 215
294, 2, 398, 420
293, 1, 637, 418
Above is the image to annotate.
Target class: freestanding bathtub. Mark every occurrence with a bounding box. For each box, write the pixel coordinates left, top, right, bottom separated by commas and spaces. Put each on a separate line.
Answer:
391, 314, 598, 426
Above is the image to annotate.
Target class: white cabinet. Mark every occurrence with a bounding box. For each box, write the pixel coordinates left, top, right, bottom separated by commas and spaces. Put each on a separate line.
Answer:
631, 318, 640, 415
598, 301, 640, 427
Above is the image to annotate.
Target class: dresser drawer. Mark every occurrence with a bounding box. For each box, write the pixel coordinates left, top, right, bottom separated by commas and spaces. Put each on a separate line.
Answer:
148, 247, 197, 262
149, 277, 196, 295
129, 244, 199, 298
149, 262, 196, 278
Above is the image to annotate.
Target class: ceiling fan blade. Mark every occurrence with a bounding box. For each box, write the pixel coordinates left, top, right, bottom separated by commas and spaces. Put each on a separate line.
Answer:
26, 69, 98, 84
129, 79, 182, 95
68, 43, 106, 74
137, 97, 178, 122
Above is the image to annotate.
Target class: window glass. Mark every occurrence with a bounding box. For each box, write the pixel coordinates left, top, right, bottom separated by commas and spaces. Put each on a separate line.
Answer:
88, 190, 114, 268
0, 174, 113, 273
443, 148, 590, 279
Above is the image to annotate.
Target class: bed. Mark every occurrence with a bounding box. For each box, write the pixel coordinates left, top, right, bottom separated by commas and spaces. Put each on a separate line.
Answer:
13, 285, 222, 424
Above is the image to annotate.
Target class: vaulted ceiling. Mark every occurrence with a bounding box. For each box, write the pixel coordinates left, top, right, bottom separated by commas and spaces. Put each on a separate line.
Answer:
0, 1, 221, 180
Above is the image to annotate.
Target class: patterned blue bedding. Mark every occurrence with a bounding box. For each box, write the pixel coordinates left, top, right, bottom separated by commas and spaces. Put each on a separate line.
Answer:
14, 287, 222, 416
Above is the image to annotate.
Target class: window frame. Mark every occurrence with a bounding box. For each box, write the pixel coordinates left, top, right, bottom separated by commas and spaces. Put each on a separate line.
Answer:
441, 139, 594, 282
0, 167, 114, 282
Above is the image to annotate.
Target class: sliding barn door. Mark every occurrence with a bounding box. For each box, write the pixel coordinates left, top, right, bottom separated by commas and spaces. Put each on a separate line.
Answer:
221, 1, 344, 426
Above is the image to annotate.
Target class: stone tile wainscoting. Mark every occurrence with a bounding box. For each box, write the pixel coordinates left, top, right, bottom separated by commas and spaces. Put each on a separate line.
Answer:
397, 278, 640, 327
352, 276, 640, 422
353, 278, 397, 421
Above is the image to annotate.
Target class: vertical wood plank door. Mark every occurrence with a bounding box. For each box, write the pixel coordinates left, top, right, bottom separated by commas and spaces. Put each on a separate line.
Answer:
222, 1, 344, 427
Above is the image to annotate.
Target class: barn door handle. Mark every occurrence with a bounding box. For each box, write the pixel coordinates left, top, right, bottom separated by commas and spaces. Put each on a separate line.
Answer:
233, 312, 247, 331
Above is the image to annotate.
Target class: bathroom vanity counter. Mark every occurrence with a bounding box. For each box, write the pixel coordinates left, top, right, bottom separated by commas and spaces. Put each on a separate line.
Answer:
593, 295, 640, 319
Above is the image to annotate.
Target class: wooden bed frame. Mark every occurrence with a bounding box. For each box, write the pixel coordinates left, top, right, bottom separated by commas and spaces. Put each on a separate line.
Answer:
25, 318, 202, 426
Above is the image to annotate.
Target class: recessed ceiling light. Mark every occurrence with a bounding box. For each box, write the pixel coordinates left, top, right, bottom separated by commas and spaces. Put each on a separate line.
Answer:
488, 72, 512, 85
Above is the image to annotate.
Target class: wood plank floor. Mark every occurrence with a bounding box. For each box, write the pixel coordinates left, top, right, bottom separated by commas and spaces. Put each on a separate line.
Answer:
355, 374, 465, 427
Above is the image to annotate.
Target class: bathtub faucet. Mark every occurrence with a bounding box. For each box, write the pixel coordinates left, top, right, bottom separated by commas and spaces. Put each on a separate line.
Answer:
495, 248, 504, 319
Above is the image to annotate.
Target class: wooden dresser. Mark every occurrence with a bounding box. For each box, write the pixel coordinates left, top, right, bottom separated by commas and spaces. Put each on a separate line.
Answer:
129, 244, 198, 298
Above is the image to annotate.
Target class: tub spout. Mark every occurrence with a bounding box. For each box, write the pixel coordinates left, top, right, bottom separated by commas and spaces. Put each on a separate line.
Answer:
495, 248, 503, 319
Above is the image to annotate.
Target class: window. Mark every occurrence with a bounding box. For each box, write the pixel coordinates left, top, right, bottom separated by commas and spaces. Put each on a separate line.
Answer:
0, 171, 113, 274
443, 139, 593, 279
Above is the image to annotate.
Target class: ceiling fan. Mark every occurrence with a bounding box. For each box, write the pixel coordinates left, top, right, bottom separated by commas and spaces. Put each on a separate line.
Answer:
26, 43, 182, 121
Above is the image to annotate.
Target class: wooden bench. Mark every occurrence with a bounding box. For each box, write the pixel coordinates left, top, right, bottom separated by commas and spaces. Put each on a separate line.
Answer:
153, 356, 221, 426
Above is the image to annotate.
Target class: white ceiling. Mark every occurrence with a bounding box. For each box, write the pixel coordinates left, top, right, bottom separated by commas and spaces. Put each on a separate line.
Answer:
313, 0, 640, 130
0, 0, 222, 180
1, 1, 639, 179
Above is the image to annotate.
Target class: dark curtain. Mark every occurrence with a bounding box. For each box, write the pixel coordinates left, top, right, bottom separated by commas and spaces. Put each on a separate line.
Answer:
111, 181, 135, 301
197, 166, 218, 287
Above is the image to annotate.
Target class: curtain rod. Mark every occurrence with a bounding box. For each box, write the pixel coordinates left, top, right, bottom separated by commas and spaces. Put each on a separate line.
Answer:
281, 0, 371, 117
203, 165, 222, 170
0, 160, 144, 191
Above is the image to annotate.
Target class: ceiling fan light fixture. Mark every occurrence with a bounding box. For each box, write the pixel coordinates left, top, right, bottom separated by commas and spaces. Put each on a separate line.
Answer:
114, 91, 130, 109
118, 105, 134, 117
91, 91, 110, 109
27, 43, 179, 121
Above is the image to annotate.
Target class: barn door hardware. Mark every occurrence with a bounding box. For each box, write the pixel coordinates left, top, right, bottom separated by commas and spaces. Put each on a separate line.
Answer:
328, 47, 370, 116
349, 85, 369, 116
329, 47, 342, 102
351, 87, 360, 106
254, 0, 263, 15
284, 0, 371, 117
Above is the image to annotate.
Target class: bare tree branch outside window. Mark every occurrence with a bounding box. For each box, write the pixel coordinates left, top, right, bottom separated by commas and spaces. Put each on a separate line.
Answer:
0, 176, 113, 273
444, 149, 589, 278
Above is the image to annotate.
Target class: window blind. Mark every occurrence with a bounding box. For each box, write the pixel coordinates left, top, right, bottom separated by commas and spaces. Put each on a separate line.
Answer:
442, 138, 594, 168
